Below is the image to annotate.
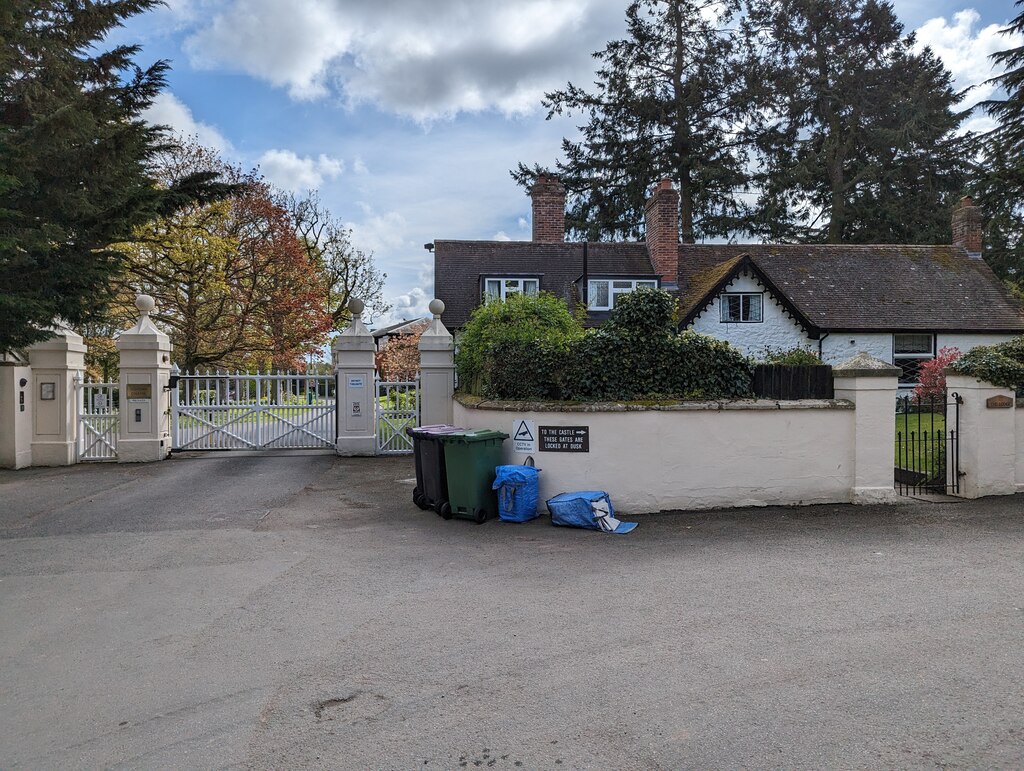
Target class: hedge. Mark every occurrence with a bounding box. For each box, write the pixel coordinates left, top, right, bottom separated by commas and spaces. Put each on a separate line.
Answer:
948, 336, 1024, 389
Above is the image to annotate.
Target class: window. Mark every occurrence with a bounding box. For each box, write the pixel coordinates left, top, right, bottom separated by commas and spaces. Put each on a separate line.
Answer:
483, 277, 539, 302
587, 279, 658, 310
893, 333, 935, 385
720, 293, 763, 323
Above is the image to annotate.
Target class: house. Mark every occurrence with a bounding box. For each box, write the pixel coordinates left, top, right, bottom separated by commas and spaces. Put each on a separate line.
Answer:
432, 175, 1024, 386
370, 318, 429, 351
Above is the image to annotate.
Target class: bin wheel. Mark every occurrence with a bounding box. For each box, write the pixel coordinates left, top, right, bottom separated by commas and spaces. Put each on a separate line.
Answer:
413, 489, 429, 510
438, 502, 453, 520
473, 508, 487, 524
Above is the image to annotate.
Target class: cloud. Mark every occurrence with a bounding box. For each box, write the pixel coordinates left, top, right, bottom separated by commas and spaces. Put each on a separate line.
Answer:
143, 92, 231, 153
183, 0, 626, 119
386, 262, 434, 322
257, 150, 344, 191
914, 9, 1024, 106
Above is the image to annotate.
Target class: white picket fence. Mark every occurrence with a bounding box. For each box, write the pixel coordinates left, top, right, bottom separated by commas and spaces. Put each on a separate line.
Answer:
376, 376, 419, 454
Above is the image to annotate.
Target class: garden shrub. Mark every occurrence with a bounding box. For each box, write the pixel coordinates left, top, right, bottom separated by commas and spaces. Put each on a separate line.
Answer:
761, 346, 821, 366
913, 346, 960, 399
455, 292, 584, 397
948, 336, 1024, 389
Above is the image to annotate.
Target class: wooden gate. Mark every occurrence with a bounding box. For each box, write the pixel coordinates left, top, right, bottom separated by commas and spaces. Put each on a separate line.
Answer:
172, 371, 336, 451
76, 376, 119, 461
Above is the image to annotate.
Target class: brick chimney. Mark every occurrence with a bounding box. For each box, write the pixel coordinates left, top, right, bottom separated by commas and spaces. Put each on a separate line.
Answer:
529, 174, 566, 243
952, 196, 983, 256
644, 179, 680, 284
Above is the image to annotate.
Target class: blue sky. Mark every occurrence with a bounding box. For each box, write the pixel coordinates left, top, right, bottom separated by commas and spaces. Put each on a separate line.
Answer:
115, 0, 1021, 328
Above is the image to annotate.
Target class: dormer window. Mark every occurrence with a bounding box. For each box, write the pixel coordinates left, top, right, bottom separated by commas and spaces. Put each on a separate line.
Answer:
483, 277, 540, 302
720, 292, 763, 323
588, 279, 658, 311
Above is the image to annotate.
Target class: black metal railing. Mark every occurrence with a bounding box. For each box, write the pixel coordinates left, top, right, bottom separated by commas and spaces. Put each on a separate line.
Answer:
894, 391, 961, 495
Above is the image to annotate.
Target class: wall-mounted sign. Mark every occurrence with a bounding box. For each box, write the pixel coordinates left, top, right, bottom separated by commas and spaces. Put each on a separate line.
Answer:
539, 425, 589, 453
986, 394, 1013, 409
511, 419, 537, 453
40, 382, 56, 401
348, 376, 364, 389
126, 383, 152, 399
352, 400, 361, 416
93, 393, 107, 410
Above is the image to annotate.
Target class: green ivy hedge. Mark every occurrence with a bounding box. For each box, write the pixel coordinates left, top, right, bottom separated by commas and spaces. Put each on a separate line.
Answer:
458, 288, 752, 401
948, 336, 1024, 389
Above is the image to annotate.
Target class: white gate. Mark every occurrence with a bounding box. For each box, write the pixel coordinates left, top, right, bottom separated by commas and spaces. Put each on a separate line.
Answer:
375, 376, 419, 454
172, 371, 336, 451
76, 375, 119, 461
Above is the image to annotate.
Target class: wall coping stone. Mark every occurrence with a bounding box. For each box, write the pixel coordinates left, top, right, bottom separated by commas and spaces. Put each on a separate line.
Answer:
455, 394, 854, 413
832, 351, 901, 377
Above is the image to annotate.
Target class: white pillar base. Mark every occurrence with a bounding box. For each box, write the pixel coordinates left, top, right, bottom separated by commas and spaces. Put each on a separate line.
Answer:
852, 486, 901, 505
336, 435, 376, 457
117, 437, 170, 463
30, 440, 75, 467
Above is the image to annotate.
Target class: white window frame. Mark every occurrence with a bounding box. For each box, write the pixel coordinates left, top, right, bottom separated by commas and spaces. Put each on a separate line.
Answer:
483, 277, 540, 302
719, 292, 763, 323
892, 333, 935, 387
587, 278, 659, 311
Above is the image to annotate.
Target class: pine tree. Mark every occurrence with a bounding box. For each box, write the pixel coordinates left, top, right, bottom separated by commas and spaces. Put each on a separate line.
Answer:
513, 0, 755, 243
0, 1, 227, 353
748, 0, 969, 244
982, 1, 1024, 155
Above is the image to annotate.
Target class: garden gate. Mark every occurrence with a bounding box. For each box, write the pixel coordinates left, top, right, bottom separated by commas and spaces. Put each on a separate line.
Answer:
894, 390, 962, 495
76, 376, 119, 461
172, 371, 336, 451
375, 376, 418, 454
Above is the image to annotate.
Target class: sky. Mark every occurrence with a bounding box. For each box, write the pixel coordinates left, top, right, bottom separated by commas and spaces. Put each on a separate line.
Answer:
114, 0, 1022, 328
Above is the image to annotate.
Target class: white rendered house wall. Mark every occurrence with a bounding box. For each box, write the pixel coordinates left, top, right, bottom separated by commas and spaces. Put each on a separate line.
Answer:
687, 272, 809, 358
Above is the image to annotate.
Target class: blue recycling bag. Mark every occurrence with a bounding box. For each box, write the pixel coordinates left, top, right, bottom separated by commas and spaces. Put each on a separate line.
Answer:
546, 491, 638, 534
492, 464, 541, 523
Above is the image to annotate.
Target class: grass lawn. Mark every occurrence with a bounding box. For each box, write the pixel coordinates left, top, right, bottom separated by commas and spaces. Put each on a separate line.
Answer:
895, 412, 947, 478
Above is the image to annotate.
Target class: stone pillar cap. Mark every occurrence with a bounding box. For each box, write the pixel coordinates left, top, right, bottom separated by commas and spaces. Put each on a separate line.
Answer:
833, 352, 901, 377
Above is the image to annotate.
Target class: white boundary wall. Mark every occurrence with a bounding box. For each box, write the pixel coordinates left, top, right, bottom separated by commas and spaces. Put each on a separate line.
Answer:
454, 398, 857, 513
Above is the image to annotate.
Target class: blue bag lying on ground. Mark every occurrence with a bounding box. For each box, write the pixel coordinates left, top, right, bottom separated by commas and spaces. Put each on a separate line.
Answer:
545, 491, 638, 534
492, 462, 541, 522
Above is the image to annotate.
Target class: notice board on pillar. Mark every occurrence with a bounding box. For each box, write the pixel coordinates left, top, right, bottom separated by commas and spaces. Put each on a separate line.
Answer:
538, 425, 589, 453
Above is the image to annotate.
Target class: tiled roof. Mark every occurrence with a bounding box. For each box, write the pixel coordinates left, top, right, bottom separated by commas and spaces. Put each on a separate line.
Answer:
434, 240, 655, 328
678, 244, 1024, 332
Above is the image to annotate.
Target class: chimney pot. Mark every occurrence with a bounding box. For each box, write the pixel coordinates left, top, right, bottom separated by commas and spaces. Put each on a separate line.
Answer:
529, 174, 566, 243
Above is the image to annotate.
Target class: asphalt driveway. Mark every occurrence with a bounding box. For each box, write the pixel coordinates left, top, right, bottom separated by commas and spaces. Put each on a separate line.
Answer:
1, 454, 1023, 769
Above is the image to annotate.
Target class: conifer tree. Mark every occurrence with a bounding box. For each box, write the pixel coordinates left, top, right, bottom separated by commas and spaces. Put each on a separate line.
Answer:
0, 1, 226, 353
748, 0, 969, 244
513, 0, 754, 243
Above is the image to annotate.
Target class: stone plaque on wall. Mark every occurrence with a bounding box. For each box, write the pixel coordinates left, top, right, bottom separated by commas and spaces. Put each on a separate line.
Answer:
126, 383, 152, 399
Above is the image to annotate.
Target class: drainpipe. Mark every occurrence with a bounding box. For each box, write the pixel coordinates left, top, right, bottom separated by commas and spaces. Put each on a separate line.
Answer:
582, 241, 589, 307
818, 331, 830, 359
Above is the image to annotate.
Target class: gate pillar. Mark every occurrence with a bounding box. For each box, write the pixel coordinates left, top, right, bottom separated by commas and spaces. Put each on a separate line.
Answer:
833, 353, 901, 504
26, 326, 86, 466
0, 352, 34, 469
333, 298, 376, 456
418, 299, 455, 427
945, 374, 1016, 498
116, 295, 172, 462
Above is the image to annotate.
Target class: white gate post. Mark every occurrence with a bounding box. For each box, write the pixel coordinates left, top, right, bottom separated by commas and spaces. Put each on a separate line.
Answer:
418, 299, 455, 427
945, 374, 1017, 499
0, 353, 34, 469
26, 326, 86, 466
333, 298, 376, 456
832, 352, 901, 504
116, 295, 172, 462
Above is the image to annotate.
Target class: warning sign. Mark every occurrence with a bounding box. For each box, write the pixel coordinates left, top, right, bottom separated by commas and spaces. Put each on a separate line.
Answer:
539, 425, 589, 453
511, 419, 537, 454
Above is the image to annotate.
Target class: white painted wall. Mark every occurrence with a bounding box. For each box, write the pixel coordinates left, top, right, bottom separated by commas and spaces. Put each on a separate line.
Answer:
455, 399, 856, 513
937, 333, 1016, 353
820, 334, 891, 365
689, 272, 809, 358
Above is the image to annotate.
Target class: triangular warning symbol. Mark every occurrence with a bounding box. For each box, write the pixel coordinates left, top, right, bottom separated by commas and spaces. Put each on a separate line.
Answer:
513, 420, 534, 442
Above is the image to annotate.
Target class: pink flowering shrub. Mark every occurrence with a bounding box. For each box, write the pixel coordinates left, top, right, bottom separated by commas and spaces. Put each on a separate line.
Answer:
913, 346, 961, 399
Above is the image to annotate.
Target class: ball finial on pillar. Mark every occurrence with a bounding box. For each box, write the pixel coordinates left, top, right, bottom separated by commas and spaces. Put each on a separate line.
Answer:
348, 297, 365, 316
428, 299, 445, 318
135, 294, 156, 316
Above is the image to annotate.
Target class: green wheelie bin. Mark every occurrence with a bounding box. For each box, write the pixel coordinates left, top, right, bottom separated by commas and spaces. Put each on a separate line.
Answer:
437, 429, 509, 523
